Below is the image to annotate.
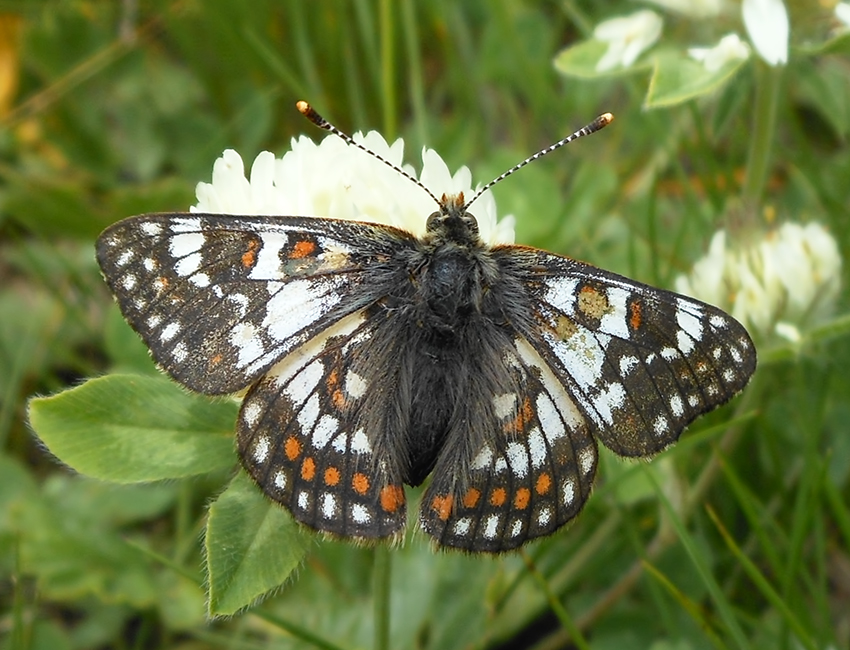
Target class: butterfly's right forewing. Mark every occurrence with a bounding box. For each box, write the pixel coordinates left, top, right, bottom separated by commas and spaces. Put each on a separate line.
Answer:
96, 214, 414, 395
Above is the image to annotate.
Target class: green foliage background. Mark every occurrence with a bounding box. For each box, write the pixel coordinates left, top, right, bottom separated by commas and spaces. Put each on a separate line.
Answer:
3, 1, 850, 649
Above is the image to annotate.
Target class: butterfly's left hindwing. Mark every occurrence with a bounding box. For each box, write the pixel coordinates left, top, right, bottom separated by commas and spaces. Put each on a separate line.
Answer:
96, 214, 415, 394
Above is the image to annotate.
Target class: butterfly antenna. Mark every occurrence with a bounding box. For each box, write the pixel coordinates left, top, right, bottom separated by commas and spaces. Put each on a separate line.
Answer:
462, 113, 614, 212
297, 101, 444, 208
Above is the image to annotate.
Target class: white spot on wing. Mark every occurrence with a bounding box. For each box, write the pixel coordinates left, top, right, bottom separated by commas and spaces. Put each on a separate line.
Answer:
263, 277, 347, 343
471, 446, 493, 470
537, 507, 552, 527
298, 394, 321, 438
345, 370, 367, 399
230, 322, 263, 369
351, 429, 371, 454
140, 222, 162, 236
274, 471, 286, 489
510, 519, 523, 538
175, 252, 202, 277
562, 478, 576, 507
543, 277, 579, 314
598, 287, 630, 338
592, 382, 626, 426
242, 401, 262, 427
190, 273, 210, 287
620, 355, 639, 375
352, 504, 370, 524
169, 232, 205, 258
527, 428, 547, 469
536, 393, 565, 443
253, 436, 270, 463
122, 274, 137, 290
453, 518, 472, 536
298, 491, 309, 510
669, 395, 684, 417
312, 415, 339, 448
321, 493, 337, 519
483, 514, 500, 539
578, 447, 595, 475
160, 322, 180, 342
249, 232, 288, 279
653, 415, 668, 436
506, 442, 529, 478
283, 359, 324, 403
117, 251, 134, 266
172, 342, 188, 362
493, 393, 517, 420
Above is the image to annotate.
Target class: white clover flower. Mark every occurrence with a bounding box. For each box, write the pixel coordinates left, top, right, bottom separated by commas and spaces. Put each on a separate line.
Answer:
689, 33, 751, 72
192, 132, 516, 245
742, 0, 789, 66
675, 223, 842, 339
837, 2, 850, 28
638, 0, 723, 18
594, 10, 663, 72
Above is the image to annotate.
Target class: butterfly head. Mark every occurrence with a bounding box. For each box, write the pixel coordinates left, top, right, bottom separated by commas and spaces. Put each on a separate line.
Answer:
425, 192, 482, 246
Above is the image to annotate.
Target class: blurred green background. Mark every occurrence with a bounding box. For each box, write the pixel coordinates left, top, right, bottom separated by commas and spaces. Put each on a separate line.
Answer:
2, 1, 850, 649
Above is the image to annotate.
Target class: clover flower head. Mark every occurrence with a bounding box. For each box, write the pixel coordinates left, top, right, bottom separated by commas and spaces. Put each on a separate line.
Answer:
594, 10, 663, 72
192, 133, 517, 246
689, 33, 751, 72
837, 2, 850, 28
675, 223, 843, 340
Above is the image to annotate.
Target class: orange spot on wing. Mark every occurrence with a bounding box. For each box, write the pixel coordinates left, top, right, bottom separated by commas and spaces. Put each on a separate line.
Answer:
241, 239, 259, 268
327, 369, 345, 409
300, 456, 315, 480
490, 488, 507, 507
430, 494, 454, 521
380, 485, 405, 513
324, 466, 340, 486
462, 488, 481, 508
292, 239, 316, 258
352, 473, 370, 495
535, 473, 552, 495
284, 436, 301, 460
514, 488, 531, 510
629, 300, 643, 330
210, 354, 222, 365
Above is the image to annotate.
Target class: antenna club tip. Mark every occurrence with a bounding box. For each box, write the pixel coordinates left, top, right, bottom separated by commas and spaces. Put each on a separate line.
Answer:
296, 100, 311, 115
600, 112, 614, 125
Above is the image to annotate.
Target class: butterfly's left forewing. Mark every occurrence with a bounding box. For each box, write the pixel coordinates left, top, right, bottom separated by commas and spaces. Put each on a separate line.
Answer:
515, 249, 756, 457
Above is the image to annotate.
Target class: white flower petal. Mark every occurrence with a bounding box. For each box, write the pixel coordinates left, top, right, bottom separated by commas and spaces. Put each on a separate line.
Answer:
191, 135, 516, 246
688, 33, 750, 72
742, 0, 789, 66
594, 10, 663, 72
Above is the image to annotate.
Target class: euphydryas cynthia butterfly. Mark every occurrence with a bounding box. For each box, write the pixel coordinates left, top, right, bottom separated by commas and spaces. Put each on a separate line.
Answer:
96, 102, 756, 552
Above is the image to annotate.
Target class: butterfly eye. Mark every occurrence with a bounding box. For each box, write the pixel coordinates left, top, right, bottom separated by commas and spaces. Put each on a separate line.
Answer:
425, 211, 442, 231
462, 212, 480, 238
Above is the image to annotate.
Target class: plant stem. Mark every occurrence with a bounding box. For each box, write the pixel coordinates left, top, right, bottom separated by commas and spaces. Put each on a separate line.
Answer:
742, 61, 783, 211
379, 0, 396, 139
373, 545, 391, 650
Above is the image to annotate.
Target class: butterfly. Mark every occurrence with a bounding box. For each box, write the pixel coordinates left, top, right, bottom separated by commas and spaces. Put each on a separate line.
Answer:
95, 101, 756, 552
